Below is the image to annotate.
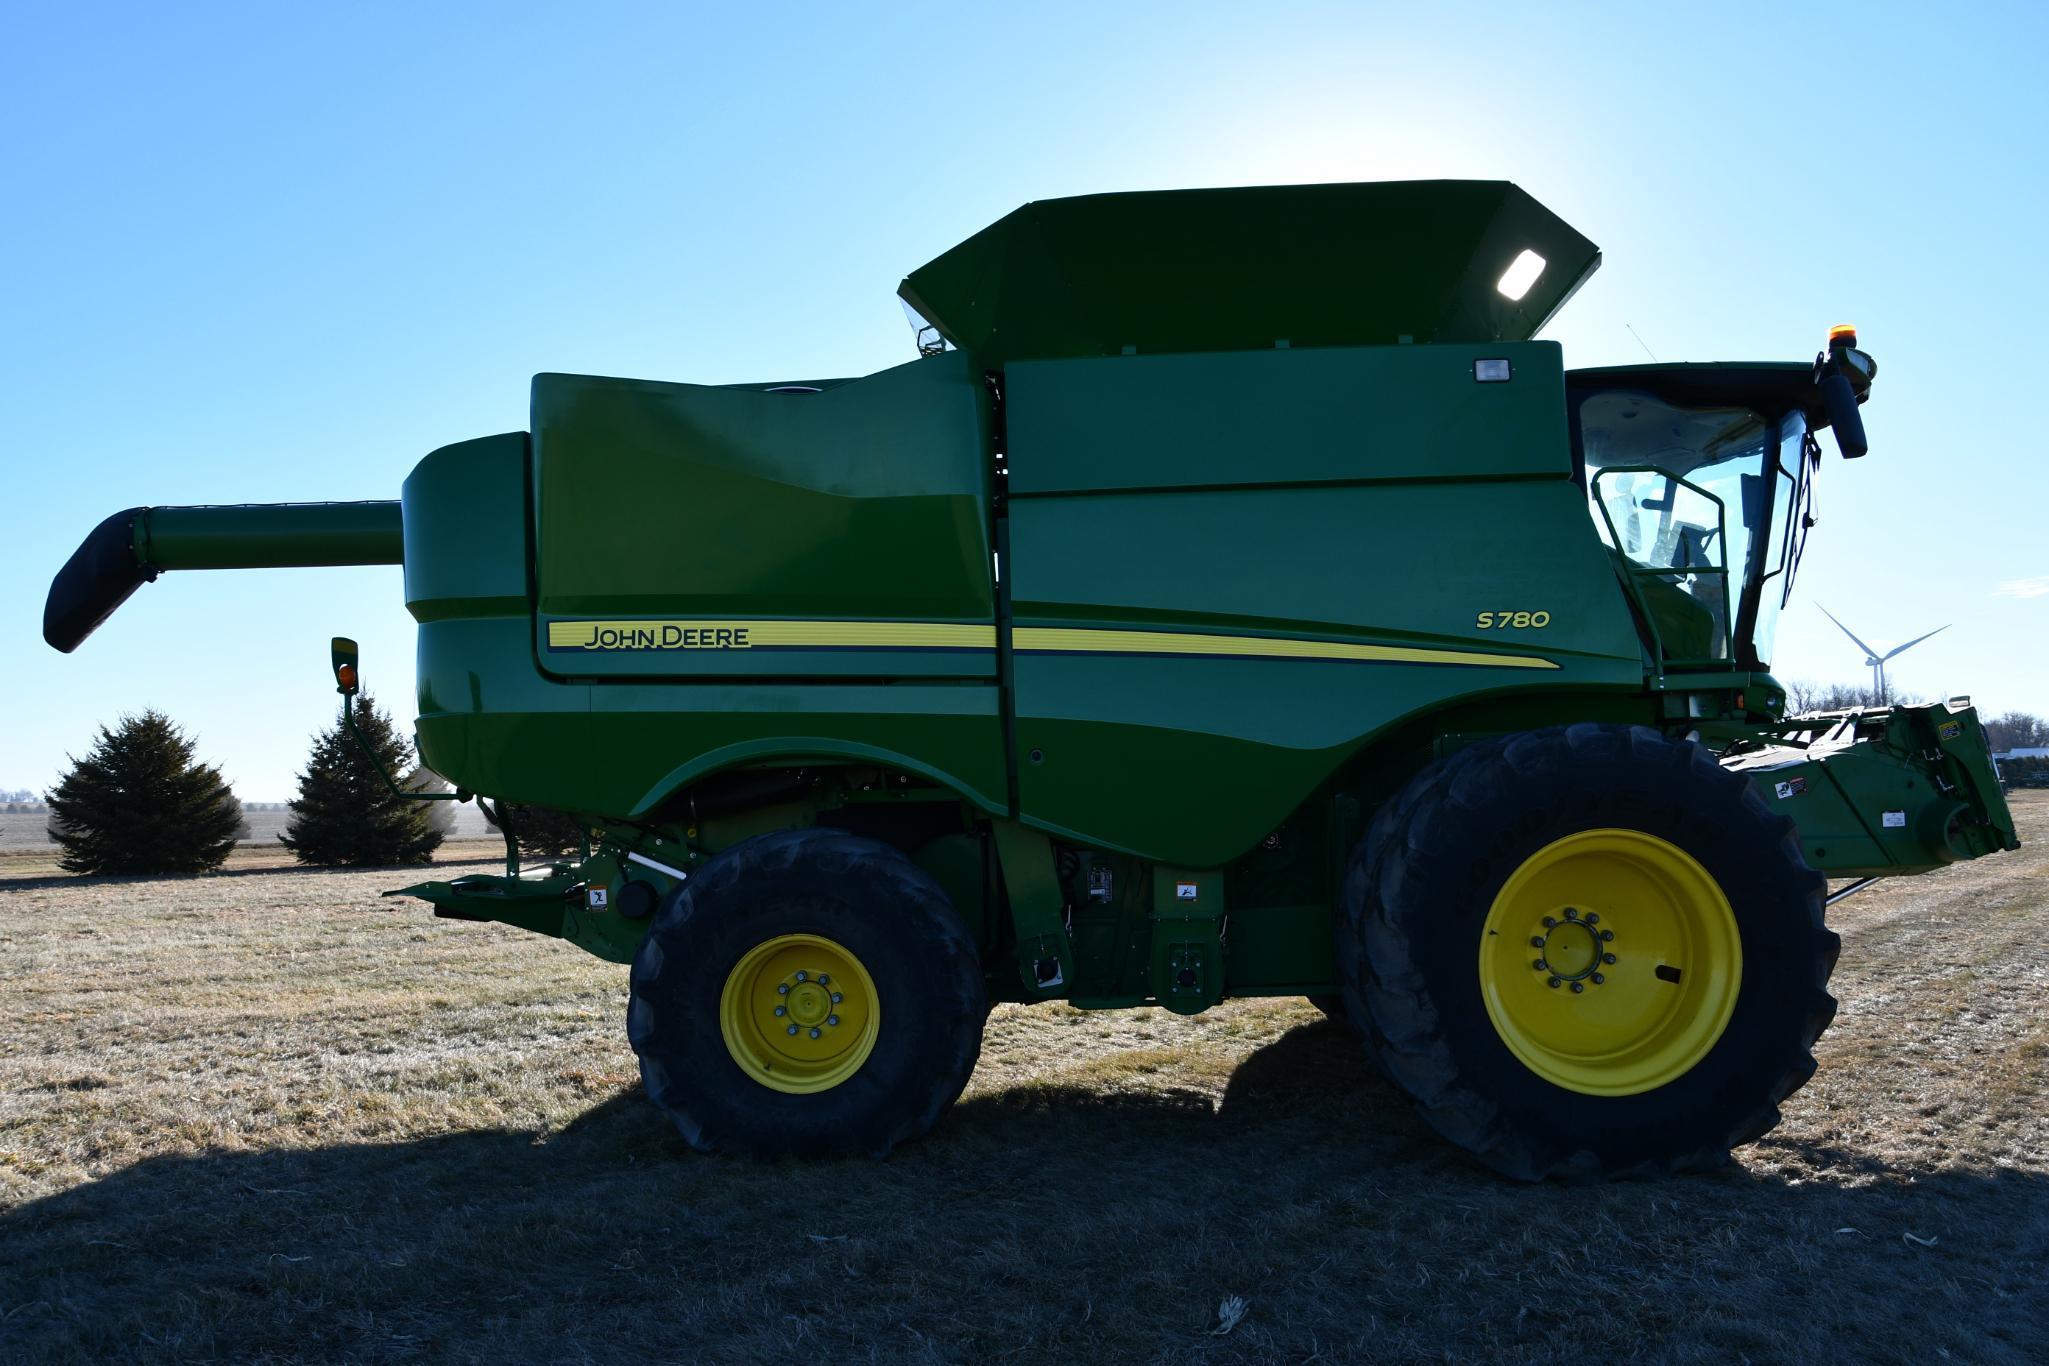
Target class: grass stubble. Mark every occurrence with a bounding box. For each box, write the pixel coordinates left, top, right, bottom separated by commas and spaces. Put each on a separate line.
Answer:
1, 800, 2044, 1362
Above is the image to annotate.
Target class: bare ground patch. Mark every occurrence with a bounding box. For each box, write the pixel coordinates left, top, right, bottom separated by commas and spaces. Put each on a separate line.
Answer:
1, 797, 2045, 1362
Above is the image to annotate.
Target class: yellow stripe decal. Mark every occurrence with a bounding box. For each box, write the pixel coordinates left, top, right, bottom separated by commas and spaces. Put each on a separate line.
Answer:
1012, 627, 1557, 670
546, 618, 1553, 669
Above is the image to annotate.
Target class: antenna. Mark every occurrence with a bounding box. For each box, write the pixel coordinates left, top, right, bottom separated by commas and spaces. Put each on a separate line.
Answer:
1817, 606, 1948, 704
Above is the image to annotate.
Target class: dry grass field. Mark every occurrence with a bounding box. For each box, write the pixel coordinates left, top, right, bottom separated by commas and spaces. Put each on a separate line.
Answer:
2, 797, 2045, 1363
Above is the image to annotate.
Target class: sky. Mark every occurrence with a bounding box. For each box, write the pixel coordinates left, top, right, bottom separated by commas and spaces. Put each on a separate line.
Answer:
4, 1, 2046, 799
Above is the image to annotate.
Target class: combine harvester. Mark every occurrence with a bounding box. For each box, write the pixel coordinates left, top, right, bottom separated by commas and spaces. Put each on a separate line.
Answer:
46, 183, 2017, 1178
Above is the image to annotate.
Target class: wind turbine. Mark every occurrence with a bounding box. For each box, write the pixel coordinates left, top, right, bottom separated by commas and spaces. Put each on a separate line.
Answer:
1817, 606, 1948, 704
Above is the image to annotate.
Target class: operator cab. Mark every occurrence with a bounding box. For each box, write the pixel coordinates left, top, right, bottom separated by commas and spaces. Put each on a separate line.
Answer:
1567, 351, 1867, 675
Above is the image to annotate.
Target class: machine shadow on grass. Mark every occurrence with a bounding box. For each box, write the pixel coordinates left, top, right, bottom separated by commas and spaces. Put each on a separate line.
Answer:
944, 1018, 1433, 1153
6, 1020, 2047, 1361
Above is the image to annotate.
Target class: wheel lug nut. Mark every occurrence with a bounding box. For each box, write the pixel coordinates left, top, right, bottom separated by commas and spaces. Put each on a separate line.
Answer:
795, 971, 807, 982
787, 1024, 799, 1036
1547, 977, 1562, 989
777, 984, 790, 995
1591, 973, 1605, 985
1601, 930, 1615, 942
1564, 907, 1579, 920
817, 974, 830, 985
809, 1028, 821, 1039
1604, 953, 1617, 964
1570, 981, 1585, 994
1532, 959, 1547, 971
831, 992, 843, 1003
1529, 935, 1545, 948
827, 1015, 839, 1026
774, 1006, 786, 1017
1584, 913, 1599, 925
1543, 917, 1558, 928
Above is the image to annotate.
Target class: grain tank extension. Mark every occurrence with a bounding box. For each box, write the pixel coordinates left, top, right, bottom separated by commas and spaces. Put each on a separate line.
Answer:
46, 182, 2017, 1178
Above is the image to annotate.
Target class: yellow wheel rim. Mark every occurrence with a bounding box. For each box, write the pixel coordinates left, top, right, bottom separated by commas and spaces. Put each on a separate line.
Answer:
719, 933, 880, 1095
1478, 829, 1741, 1097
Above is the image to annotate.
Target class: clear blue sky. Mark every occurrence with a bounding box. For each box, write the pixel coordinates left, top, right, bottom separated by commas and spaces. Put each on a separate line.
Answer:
5, 1, 2045, 798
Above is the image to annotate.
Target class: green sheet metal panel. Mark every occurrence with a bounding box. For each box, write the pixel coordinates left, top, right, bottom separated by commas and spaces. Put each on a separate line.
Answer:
1005, 475, 1645, 865
1000, 338, 1642, 864
401, 434, 530, 624
402, 430, 1009, 820
412, 617, 1009, 820
1006, 341, 1571, 495
530, 351, 996, 680
900, 181, 1600, 367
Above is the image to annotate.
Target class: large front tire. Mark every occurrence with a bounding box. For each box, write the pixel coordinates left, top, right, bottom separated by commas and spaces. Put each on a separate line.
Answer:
628, 828, 987, 1158
1338, 724, 1838, 1180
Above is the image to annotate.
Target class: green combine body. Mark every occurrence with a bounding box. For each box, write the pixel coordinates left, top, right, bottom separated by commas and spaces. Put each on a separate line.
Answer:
47, 182, 2017, 1178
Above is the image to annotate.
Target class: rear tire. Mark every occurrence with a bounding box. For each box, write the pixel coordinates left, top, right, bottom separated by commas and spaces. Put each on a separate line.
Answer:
1338, 724, 1838, 1180
628, 827, 987, 1157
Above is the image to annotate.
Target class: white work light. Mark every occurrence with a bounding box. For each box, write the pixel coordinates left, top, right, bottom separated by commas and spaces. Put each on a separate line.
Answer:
1496, 248, 1547, 302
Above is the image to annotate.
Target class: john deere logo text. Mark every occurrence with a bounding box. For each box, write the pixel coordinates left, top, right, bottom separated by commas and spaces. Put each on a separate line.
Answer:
549, 621, 751, 651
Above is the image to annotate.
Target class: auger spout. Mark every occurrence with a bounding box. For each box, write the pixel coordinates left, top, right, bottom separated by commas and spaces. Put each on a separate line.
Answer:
43, 501, 403, 652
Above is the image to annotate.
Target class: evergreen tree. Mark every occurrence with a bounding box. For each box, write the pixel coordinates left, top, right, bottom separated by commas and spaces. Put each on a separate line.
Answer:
47, 710, 245, 875
281, 693, 444, 867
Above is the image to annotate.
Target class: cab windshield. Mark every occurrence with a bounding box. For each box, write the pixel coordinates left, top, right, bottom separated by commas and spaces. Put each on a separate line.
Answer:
1579, 391, 1797, 668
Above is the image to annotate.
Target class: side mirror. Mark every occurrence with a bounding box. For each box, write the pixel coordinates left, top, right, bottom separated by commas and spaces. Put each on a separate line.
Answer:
1819, 371, 1869, 458
331, 636, 360, 695
1818, 326, 1874, 459
324, 636, 468, 806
